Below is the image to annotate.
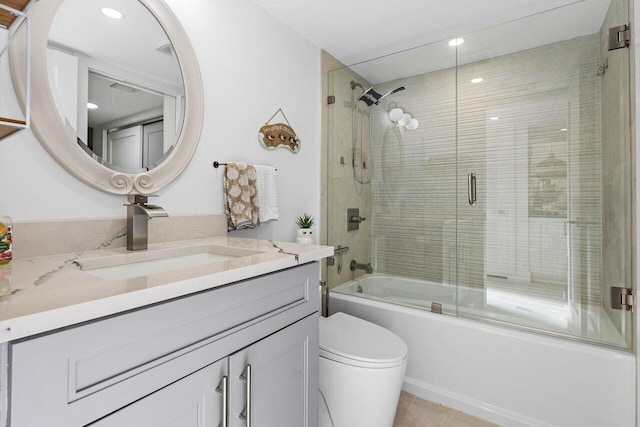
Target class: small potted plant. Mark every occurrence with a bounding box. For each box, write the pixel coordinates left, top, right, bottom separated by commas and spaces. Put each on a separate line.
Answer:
295, 213, 315, 245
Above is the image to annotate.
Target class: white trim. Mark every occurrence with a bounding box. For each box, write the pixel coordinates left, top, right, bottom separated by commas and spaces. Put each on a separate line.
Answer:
402, 377, 555, 427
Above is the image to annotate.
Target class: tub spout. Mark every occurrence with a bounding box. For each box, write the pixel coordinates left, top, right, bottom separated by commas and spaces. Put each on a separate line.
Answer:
350, 260, 373, 274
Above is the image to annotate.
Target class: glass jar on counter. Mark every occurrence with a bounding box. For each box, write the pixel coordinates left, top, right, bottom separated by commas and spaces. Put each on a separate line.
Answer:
0, 216, 12, 264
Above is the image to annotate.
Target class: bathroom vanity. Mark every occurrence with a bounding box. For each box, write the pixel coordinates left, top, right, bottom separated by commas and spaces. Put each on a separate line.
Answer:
0, 0, 330, 423
0, 237, 331, 426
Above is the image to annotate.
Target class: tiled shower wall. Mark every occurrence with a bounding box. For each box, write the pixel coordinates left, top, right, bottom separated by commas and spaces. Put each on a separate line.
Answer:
368, 33, 603, 301
369, 64, 456, 283
325, 62, 373, 288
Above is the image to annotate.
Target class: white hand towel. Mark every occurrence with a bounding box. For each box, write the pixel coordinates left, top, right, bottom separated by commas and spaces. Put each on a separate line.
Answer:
254, 165, 279, 223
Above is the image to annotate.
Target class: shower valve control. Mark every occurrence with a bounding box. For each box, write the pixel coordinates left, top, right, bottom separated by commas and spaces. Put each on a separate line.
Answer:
347, 208, 364, 231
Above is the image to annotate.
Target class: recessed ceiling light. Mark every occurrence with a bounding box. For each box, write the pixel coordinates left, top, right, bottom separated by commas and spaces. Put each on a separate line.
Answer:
560, 128, 567, 132
471, 77, 483, 84
489, 116, 499, 121
101, 7, 123, 19
87, 102, 99, 109
448, 38, 464, 47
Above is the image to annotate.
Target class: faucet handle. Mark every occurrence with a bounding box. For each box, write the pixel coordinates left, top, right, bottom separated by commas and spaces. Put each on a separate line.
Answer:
125, 194, 160, 205
127, 194, 147, 205
349, 215, 366, 223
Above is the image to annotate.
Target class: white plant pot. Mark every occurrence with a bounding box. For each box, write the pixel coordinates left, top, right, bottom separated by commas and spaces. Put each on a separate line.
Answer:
296, 228, 313, 245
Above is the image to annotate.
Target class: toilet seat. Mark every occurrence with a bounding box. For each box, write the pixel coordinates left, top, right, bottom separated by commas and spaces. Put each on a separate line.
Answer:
319, 312, 408, 369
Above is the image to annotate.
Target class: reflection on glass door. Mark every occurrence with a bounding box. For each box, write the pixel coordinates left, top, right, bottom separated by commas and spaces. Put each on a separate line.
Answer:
456, 0, 631, 348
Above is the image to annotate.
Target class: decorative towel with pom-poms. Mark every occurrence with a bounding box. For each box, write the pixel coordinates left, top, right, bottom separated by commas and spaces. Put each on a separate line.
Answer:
258, 108, 300, 153
223, 162, 259, 230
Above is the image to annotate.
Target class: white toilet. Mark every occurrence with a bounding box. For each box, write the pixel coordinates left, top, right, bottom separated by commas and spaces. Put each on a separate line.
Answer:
319, 312, 408, 427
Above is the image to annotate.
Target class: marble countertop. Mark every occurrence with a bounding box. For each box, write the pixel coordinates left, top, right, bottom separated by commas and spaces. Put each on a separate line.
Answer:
0, 237, 333, 344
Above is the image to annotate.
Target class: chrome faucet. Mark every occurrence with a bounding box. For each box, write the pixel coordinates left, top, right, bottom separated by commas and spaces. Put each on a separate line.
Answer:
350, 260, 373, 274
125, 195, 168, 251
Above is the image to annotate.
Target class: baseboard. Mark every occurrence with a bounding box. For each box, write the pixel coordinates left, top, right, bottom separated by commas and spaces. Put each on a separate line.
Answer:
402, 377, 555, 427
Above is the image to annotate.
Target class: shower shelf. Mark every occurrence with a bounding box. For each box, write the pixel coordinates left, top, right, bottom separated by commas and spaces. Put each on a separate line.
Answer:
0, 0, 32, 29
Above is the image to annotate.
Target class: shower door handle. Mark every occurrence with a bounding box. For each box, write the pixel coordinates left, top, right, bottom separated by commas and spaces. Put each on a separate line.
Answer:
468, 172, 476, 206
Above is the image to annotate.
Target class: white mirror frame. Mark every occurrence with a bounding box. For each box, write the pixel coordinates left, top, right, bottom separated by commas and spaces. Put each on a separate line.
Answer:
10, 0, 203, 195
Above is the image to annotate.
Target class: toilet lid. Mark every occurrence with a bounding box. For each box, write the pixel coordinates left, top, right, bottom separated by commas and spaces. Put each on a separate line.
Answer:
319, 312, 408, 368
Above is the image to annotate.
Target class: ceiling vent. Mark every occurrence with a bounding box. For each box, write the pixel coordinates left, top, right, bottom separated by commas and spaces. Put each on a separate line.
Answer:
155, 42, 174, 57
110, 82, 138, 93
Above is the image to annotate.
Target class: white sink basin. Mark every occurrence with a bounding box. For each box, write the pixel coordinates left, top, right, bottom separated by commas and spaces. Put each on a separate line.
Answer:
76, 244, 263, 281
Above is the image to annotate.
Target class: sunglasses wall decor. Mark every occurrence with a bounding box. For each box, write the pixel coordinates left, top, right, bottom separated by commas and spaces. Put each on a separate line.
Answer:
258, 108, 300, 153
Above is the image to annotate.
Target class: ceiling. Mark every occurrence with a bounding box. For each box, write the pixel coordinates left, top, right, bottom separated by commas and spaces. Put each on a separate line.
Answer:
48, 0, 182, 88
87, 72, 163, 128
252, 0, 612, 83
46, 0, 183, 127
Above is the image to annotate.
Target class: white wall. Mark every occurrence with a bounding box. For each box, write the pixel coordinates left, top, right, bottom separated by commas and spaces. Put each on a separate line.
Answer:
0, 0, 321, 243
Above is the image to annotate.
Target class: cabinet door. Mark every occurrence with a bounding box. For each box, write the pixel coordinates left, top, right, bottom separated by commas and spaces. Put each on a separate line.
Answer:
229, 315, 318, 427
91, 358, 228, 427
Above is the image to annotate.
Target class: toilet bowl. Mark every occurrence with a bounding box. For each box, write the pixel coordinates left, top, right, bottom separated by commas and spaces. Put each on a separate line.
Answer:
319, 312, 408, 427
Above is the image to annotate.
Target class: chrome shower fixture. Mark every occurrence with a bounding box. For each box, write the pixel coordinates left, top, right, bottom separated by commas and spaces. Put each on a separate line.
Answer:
358, 86, 405, 106
351, 81, 405, 106
349, 80, 407, 186
350, 80, 365, 91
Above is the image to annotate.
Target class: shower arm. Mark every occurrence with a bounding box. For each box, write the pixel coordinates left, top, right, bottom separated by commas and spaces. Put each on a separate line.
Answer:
350, 81, 365, 92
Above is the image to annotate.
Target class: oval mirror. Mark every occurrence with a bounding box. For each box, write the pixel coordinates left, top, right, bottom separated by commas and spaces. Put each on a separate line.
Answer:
10, 0, 203, 194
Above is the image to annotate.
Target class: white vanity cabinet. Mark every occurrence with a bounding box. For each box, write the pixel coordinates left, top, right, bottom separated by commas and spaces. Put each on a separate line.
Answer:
91, 358, 228, 427
92, 316, 316, 427
3, 262, 319, 427
228, 315, 316, 426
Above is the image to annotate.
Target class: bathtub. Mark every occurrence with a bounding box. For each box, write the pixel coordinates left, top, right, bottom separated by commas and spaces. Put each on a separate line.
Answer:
330, 274, 636, 427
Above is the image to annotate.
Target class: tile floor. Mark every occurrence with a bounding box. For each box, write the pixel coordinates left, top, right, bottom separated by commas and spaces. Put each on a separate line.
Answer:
393, 391, 498, 427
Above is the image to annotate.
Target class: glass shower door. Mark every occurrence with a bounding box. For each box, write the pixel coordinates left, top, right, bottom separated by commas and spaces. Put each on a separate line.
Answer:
326, 40, 458, 314
455, 0, 632, 348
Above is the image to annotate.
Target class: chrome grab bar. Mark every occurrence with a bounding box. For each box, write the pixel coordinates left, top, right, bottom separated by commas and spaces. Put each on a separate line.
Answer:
333, 245, 350, 254
239, 365, 252, 426
216, 375, 228, 427
468, 172, 476, 206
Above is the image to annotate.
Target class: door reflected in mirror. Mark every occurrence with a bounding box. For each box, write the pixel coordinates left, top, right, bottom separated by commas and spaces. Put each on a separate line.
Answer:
47, 0, 185, 173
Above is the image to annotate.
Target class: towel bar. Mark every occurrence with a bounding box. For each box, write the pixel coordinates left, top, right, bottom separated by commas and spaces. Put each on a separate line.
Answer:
213, 161, 277, 171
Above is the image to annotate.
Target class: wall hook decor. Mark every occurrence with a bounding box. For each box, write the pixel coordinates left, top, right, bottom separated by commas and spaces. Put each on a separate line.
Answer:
258, 108, 300, 153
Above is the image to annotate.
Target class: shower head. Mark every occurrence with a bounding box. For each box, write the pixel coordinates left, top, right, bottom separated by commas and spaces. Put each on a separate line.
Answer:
379, 86, 405, 102
357, 85, 405, 106
358, 87, 381, 106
